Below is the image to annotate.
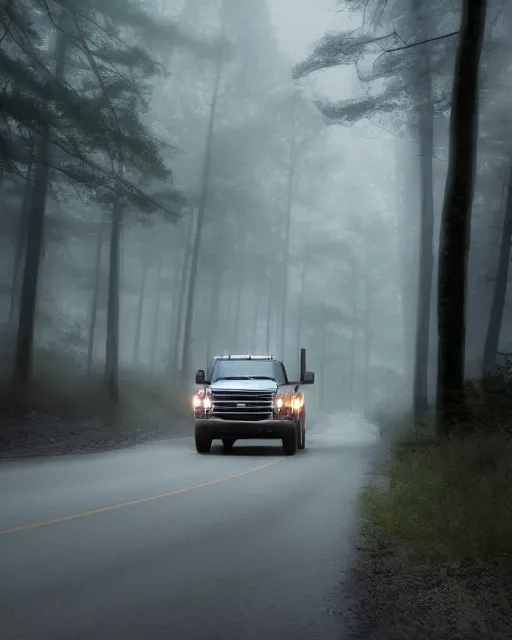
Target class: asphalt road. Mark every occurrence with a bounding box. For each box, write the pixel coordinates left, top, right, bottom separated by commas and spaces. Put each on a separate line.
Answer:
0, 414, 380, 640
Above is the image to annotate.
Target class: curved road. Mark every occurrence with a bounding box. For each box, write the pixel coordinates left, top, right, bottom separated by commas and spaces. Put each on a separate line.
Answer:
0, 416, 379, 640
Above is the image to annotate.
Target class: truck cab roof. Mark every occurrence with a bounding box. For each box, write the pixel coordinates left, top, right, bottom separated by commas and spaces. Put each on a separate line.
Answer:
210, 356, 288, 385
213, 354, 275, 361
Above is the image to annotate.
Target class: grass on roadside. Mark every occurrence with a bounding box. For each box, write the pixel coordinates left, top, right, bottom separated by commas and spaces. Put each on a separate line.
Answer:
360, 433, 512, 562
365, 375, 512, 562
353, 396, 512, 639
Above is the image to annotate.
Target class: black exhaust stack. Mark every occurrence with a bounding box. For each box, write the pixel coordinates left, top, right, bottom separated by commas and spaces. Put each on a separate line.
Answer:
300, 348, 306, 382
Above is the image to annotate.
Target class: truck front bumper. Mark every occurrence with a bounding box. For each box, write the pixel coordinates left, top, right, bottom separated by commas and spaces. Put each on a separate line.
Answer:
194, 418, 296, 440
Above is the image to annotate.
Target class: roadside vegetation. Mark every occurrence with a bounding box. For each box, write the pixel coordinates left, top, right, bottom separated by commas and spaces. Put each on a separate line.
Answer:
353, 388, 512, 639
366, 381, 512, 559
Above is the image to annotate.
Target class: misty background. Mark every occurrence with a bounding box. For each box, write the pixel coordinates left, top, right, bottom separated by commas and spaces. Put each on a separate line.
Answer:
0, 0, 508, 431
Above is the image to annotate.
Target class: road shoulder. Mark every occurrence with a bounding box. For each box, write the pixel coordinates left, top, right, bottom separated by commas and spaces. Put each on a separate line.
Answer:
0, 411, 191, 459
341, 443, 512, 640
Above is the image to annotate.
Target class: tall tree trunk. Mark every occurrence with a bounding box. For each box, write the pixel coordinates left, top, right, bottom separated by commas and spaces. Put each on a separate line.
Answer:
279, 94, 297, 362
482, 163, 512, 377
150, 248, 165, 373
233, 235, 247, 348
14, 21, 68, 383
9, 149, 34, 326
363, 247, 371, 417
250, 278, 263, 352
105, 180, 123, 404
171, 211, 195, 379
87, 217, 105, 373
14, 134, 51, 384
206, 282, 216, 365
132, 242, 151, 364
181, 54, 222, 383
296, 215, 311, 349
413, 122, 434, 414
349, 245, 358, 413
320, 329, 326, 410
233, 283, 243, 350
206, 263, 224, 365
398, 172, 417, 401
265, 273, 273, 354
436, 0, 487, 436
228, 284, 237, 332
412, 8, 435, 421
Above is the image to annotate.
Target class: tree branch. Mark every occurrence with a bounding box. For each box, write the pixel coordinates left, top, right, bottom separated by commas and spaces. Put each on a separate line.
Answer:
372, 31, 459, 73
384, 31, 459, 54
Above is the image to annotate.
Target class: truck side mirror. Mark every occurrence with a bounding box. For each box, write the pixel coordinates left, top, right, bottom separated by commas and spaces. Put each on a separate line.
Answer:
302, 371, 315, 384
195, 369, 206, 384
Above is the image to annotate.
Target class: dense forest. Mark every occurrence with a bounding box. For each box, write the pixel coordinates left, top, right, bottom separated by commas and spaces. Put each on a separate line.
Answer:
293, 0, 496, 436
0, 0, 404, 427
2, 1, 512, 638
0, 0, 509, 438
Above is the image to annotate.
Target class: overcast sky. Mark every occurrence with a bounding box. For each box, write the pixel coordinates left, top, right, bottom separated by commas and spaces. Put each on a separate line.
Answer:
269, 0, 358, 61
269, 0, 363, 102
269, 0, 401, 213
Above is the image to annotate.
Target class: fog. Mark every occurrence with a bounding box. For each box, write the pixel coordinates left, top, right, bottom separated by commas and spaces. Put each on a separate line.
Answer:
0, 0, 506, 438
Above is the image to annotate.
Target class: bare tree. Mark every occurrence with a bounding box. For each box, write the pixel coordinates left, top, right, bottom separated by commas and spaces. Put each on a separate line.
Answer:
181, 51, 223, 383
14, 20, 68, 384
482, 162, 512, 377
412, 0, 435, 420
436, 0, 488, 435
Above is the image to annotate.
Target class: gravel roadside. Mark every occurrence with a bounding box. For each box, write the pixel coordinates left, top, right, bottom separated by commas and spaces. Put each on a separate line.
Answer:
339, 455, 512, 640
342, 527, 512, 640
0, 410, 192, 459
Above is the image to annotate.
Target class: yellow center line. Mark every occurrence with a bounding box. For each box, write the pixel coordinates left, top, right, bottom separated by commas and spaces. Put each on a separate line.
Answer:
0, 459, 281, 537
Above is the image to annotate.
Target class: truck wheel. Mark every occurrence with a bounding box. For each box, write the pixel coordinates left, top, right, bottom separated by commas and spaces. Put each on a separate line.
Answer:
222, 438, 235, 451
282, 430, 297, 456
195, 433, 212, 454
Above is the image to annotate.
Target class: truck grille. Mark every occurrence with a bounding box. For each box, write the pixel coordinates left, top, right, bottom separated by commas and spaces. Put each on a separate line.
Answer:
211, 390, 274, 421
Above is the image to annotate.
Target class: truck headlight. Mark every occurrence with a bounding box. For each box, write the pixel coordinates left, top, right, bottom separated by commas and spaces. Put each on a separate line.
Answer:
273, 394, 302, 413
291, 396, 303, 411
274, 397, 283, 409
193, 394, 212, 410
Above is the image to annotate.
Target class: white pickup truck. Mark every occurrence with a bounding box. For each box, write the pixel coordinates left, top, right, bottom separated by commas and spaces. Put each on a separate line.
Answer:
192, 352, 315, 455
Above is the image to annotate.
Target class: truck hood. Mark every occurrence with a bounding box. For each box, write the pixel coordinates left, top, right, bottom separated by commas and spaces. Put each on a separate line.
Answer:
210, 379, 278, 393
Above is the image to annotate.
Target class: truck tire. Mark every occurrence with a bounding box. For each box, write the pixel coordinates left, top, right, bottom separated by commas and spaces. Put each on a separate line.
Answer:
282, 430, 297, 456
222, 438, 235, 451
195, 433, 212, 454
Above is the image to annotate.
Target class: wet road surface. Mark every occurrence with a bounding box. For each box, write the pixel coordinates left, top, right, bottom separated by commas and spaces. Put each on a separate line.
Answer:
0, 415, 379, 640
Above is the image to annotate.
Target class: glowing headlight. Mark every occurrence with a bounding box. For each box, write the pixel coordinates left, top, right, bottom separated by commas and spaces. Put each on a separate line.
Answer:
193, 394, 212, 410
291, 397, 303, 411
274, 396, 284, 409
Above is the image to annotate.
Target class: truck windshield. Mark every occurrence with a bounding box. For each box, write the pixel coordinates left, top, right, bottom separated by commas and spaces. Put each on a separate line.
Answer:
211, 360, 286, 384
